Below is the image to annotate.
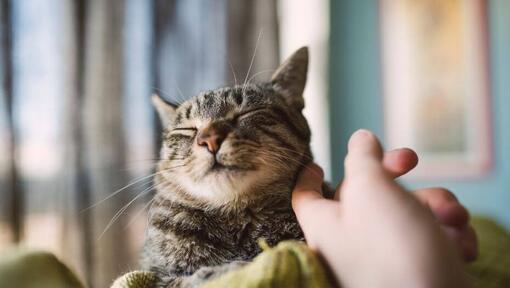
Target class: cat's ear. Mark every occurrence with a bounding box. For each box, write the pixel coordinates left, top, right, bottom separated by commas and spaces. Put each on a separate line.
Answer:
271, 46, 308, 110
152, 94, 177, 126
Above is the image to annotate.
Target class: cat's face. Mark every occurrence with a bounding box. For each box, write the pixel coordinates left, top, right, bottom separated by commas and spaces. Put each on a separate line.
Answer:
153, 47, 311, 206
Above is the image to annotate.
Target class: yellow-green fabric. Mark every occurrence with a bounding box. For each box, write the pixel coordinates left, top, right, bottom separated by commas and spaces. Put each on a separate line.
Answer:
467, 217, 510, 288
110, 271, 157, 288
0, 248, 84, 288
110, 241, 331, 288
202, 240, 330, 288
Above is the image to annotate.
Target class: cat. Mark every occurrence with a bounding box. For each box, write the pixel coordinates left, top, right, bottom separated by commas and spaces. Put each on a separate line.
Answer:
141, 47, 331, 287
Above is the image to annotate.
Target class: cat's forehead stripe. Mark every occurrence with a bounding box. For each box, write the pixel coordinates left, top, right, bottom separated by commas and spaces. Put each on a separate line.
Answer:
175, 111, 182, 124
180, 84, 290, 122
192, 90, 233, 119
185, 105, 192, 120
232, 90, 243, 105
195, 98, 202, 114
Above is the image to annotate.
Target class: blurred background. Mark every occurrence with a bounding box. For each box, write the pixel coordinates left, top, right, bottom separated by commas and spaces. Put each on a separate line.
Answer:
0, 0, 508, 287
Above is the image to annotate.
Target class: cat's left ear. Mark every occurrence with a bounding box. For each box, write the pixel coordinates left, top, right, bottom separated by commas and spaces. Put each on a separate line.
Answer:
152, 94, 177, 126
271, 46, 308, 110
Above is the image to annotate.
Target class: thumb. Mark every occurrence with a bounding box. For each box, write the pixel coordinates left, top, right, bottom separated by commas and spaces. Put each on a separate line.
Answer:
292, 163, 325, 213
344, 129, 385, 180
292, 163, 339, 246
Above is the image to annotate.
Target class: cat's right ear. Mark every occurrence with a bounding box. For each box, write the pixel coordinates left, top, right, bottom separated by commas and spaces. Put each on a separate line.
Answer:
152, 94, 177, 126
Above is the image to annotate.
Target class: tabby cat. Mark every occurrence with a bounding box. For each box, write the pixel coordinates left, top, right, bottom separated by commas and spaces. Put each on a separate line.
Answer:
141, 47, 328, 287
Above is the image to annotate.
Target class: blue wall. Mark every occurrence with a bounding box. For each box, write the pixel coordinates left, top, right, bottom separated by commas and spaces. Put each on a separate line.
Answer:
329, 0, 510, 229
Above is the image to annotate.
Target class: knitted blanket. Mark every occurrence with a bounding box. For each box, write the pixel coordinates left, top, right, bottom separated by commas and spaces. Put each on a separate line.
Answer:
111, 241, 329, 288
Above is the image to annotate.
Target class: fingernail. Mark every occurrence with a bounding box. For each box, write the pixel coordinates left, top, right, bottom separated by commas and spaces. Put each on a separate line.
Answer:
348, 129, 377, 152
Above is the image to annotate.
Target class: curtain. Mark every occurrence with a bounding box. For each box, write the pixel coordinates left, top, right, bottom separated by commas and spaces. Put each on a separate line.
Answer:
0, 1, 279, 287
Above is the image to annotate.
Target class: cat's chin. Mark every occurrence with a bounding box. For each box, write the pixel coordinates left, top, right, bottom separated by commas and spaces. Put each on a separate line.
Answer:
178, 169, 261, 207
208, 162, 252, 174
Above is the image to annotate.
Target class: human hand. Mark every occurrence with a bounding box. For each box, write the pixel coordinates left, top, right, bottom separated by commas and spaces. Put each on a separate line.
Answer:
292, 130, 469, 288
377, 147, 478, 262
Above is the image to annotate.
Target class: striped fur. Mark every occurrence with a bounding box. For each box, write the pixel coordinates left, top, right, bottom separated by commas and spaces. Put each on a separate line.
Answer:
142, 47, 325, 287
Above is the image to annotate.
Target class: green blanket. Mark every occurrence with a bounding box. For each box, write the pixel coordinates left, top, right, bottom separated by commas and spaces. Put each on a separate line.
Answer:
1, 217, 509, 288
467, 217, 510, 288
111, 241, 330, 288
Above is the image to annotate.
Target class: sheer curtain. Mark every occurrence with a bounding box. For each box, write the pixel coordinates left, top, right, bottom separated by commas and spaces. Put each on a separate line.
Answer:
0, 1, 279, 287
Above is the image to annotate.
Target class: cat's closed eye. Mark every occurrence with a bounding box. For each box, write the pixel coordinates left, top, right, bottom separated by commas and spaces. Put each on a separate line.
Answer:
235, 108, 267, 120
173, 127, 197, 131
236, 109, 277, 126
170, 127, 197, 137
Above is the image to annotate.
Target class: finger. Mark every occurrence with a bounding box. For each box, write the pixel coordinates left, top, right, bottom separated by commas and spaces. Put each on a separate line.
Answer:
344, 129, 385, 180
294, 163, 324, 194
383, 148, 419, 178
414, 188, 469, 227
291, 163, 339, 245
292, 163, 325, 214
461, 226, 478, 262
335, 148, 419, 200
441, 225, 478, 262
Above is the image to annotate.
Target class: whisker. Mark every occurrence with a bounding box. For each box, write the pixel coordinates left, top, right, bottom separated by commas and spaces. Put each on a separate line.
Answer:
82, 164, 186, 212
231, 139, 262, 148
256, 150, 321, 178
124, 198, 155, 230
246, 69, 274, 84
97, 180, 167, 240
261, 151, 305, 168
118, 166, 154, 173
170, 78, 187, 104
258, 151, 320, 176
81, 172, 159, 213
229, 60, 238, 86
152, 86, 185, 106
119, 159, 186, 172
152, 87, 176, 103
125, 158, 184, 163
271, 146, 313, 161
144, 195, 158, 235
242, 29, 264, 94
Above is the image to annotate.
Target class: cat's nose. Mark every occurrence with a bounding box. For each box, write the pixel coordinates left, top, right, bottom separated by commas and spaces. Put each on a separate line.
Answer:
197, 133, 223, 154
197, 123, 229, 154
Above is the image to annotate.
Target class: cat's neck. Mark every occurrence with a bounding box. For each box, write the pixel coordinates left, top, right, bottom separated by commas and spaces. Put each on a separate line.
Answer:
153, 173, 295, 213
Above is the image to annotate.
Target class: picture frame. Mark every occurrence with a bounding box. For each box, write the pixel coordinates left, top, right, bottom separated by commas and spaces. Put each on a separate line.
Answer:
379, 0, 492, 179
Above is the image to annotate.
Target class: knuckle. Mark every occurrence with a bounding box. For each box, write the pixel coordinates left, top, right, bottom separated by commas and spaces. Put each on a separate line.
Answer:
431, 187, 457, 201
